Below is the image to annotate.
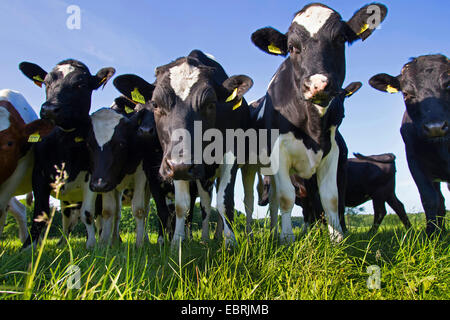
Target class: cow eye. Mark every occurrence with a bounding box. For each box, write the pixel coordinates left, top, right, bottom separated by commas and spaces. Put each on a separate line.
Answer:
403, 92, 415, 101
7, 141, 13, 147
288, 44, 301, 55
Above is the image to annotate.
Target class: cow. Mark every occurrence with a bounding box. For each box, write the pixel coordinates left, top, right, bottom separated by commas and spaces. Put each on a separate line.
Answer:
113, 51, 254, 246
85, 107, 151, 247
0, 89, 53, 243
113, 74, 216, 243
369, 54, 449, 236
246, 2, 388, 243
258, 152, 412, 233
19, 59, 115, 248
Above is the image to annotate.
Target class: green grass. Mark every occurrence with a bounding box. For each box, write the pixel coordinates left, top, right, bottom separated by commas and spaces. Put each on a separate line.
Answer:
0, 206, 448, 300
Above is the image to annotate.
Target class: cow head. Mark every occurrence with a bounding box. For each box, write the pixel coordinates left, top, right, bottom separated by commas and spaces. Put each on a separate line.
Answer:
19, 59, 115, 131
370, 54, 449, 141
113, 74, 158, 142
114, 52, 253, 181
87, 108, 144, 192
0, 100, 53, 183
251, 3, 387, 108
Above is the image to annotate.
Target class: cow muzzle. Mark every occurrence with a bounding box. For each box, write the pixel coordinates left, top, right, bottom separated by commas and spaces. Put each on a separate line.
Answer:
90, 178, 114, 193
161, 158, 205, 181
423, 121, 449, 138
303, 74, 334, 106
40, 102, 61, 120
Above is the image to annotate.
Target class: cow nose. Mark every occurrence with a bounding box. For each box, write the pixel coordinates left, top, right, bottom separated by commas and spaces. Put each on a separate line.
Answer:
90, 178, 110, 192
138, 126, 155, 137
303, 74, 330, 100
164, 158, 199, 180
423, 121, 449, 138
40, 103, 61, 119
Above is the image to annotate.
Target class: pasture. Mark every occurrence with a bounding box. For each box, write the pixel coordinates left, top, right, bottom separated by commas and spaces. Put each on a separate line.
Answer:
0, 204, 448, 300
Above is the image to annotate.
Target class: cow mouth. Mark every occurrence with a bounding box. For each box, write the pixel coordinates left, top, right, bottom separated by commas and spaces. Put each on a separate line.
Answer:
308, 93, 334, 107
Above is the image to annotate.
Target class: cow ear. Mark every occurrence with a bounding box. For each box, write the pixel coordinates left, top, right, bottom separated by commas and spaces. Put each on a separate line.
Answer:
223, 75, 253, 110
91, 67, 116, 90
24, 119, 54, 141
344, 82, 363, 98
346, 3, 388, 42
19, 62, 48, 88
113, 74, 155, 104
251, 27, 288, 56
111, 96, 138, 116
369, 73, 401, 94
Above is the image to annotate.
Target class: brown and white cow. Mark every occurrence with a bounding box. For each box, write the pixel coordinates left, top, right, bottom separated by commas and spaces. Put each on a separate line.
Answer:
0, 89, 53, 242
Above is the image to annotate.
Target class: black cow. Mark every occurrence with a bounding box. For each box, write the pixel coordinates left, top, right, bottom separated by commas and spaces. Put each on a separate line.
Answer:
246, 2, 387, 243
113, 75, 215, 243
369, 54, 449, 236
19, 59, 115, 248
115, 51, 254, 246
258, 152, 411, 232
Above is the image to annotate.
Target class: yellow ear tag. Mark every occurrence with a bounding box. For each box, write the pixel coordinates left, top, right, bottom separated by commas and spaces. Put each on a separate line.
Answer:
32, 75, 44, 88
124, 106, 134, 114
386, 85, 399, 94
226, 88, 238, 103
268, 43, 282, 55
357, 23, 370, 36
99, 76, 107, 85
232, 99, 243, 110
131, 88, 146, 104
28, 132, 40, 143
345, 91, 354, 97
74, 137, 84, 143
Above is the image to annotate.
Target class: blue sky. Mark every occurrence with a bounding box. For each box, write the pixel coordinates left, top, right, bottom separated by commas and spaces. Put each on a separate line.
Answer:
0, 0, 448, 218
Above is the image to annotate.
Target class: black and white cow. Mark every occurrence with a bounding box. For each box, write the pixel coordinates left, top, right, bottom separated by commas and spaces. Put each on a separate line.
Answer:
19, 59, 115, 248
369, 54, 449, 236
247, 2, 387, 242
116, 51, 254, 246
258, 152, 412, 233
113, 74, 216, 243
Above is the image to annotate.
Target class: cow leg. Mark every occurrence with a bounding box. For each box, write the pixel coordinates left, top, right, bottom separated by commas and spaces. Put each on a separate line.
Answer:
370, 198, 387, 233
8, 198, 28, 244
149, 182, 171, 244
132, 168, 148, 248
268, 177, 279, 237
386, 194, 411, 230
80, 183, 98, 249
316, 130, 344, 243
23, 168, 51, 249
435, 183, 446, 232
99, 191, 117, 246
196, 180, 212, 242
273, 162, 295, 243
216, 155, 238, 245
406, 155, 444, 236
111, 189, 122, 245
172, 180, 190, 247
0, 207, 7, 241
241, 165, 257, 236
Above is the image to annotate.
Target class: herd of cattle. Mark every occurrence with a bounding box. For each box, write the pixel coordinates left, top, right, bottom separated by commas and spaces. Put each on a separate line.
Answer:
0, 3, 448, 250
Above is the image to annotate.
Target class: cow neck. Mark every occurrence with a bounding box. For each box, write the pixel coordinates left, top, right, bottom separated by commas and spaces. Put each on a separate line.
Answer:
268, 58, 342, 147
57, 119, 91, 142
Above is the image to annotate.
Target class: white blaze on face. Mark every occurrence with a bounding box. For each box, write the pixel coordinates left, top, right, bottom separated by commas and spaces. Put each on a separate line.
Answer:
169, 62, 201, 101
56, 64, 75, 78
292, 5, 334, 37
0, 107, 10, 131
91, 108, 124, 149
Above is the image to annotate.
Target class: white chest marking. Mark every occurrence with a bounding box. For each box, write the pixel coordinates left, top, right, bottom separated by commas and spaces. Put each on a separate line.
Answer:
169, 62, 201, 101
56, 64, 75, 78
0, 107, 10, 131
91, 108, 124, 149
273, 132, 323, 179
292, 6, 334, 37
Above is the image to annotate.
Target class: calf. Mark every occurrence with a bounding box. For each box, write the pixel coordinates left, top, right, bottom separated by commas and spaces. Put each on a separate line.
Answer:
0, 89, 53, 243
113, 74, 215, 243
259, 152, 411, 232
247, 2, 387, 242
114, 51, 254, 246
369, 54, 449, 236
19, 59, 115, 248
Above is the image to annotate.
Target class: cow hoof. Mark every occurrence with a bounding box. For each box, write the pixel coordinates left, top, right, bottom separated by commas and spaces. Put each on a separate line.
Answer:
171, 233, 185, 249
279, 233, 295, 244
